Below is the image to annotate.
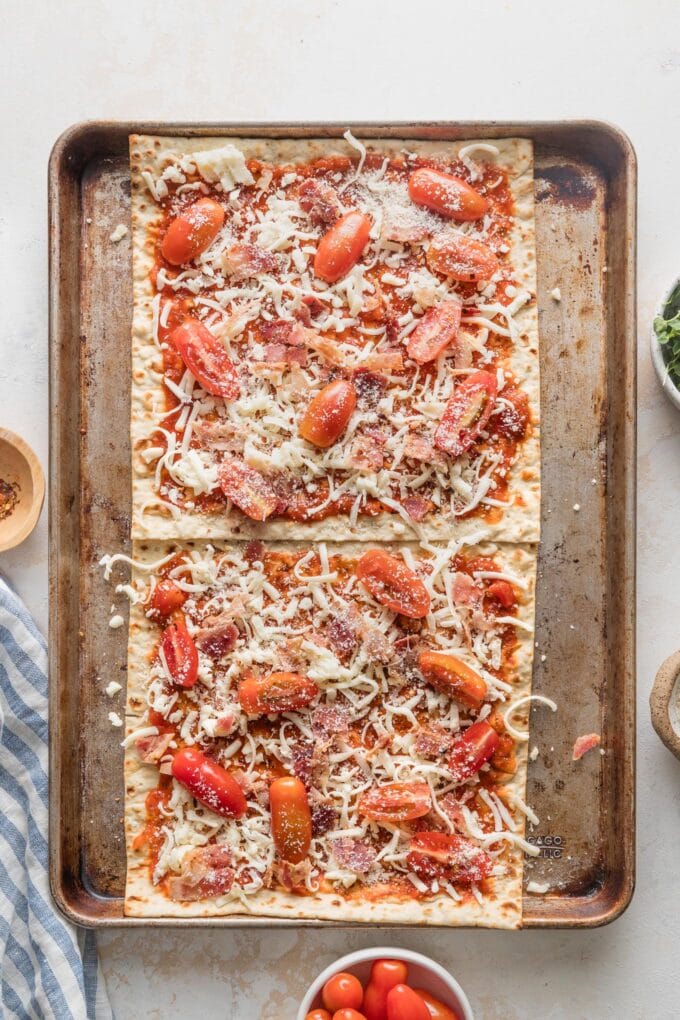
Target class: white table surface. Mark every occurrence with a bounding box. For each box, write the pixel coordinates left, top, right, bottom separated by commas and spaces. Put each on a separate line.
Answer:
2, 1, 679, 1015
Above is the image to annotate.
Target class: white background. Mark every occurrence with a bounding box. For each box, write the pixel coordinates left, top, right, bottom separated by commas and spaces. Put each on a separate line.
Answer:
1, 1, 679, 1016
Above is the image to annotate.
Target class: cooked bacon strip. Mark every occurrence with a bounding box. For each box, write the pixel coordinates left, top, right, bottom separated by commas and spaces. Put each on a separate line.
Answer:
331, 837, 377, 874
402, 495, 433, 522
414, 724, 455, 759
218, 456, 282, 521
360, 351, 404, 373
311, 705, 351, 740
572, 733, 601, 761
167, 845, 235, 901
135, 731, 174, 764
194, 615, 239, 659
298, 178, 344, 226
222, 242, 281, 279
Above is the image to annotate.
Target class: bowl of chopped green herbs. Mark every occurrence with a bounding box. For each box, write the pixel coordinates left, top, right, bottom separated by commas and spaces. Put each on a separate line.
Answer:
652, 279, 680, 409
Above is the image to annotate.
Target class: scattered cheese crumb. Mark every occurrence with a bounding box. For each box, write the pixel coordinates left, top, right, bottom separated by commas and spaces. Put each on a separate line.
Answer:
109, 614, 125, 629
109, 224, 128, 243
550, 287, 562, 302
540, 654, 547, 662
105, 681, 122, 697
108, 712, 123, 728
527, 880, 550, 894
573, 503, 580, 511
529, 745, 539, 761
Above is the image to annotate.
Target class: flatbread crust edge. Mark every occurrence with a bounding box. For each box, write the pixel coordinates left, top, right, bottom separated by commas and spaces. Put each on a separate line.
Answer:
129, 135, 540, 545
123, 538, 536, 927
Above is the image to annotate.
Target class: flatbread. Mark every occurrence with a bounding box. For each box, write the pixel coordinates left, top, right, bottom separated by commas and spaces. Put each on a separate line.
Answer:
122, 537, 536, 926
129, 135, 539, 544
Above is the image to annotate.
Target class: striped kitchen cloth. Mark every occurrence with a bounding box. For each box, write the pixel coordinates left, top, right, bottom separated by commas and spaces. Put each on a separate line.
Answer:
0, 576, 113, 1019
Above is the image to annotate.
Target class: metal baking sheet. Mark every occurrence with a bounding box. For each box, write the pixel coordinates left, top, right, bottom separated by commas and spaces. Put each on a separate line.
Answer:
48, 121, 636, 927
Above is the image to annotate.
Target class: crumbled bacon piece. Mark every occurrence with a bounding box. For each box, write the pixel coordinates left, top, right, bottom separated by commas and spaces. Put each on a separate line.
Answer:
360, 351, 404, 373
311, 705, 350, 740
218, 456, 284, 521
572, 733, 601, 761
194, 616, 239, 659
274, 858, 314, 891
243, 539, 264, 565
331, 838, 377, 874
222, 242, 281, 279
311, 802, 337, 837
402, 495, 433, 522
193, 419, 243, 453
349, 435, 385, 472
298, 178, 344, 226
403, 433, 440, 464
451, 571, 483, 608
167, 845, 235, 901
293, 293, 325, 325
381, 216, 430, 243
291, 743, 314, 786
414, 724, 455, 759
362, 626, 394, 664
353, 369, 387, 406
135, 731, 174, 764
261, 342, 308, 367
213, 712, 237, 738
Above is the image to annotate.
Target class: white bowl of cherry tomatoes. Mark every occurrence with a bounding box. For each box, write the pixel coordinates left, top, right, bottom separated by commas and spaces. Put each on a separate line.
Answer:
297, 948, 474, 1020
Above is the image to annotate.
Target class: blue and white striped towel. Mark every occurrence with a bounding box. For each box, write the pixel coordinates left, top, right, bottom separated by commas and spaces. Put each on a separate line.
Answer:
0, 576, 113, 1020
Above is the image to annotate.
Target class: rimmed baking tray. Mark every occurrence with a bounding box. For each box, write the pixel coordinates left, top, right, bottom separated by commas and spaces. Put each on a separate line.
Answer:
48, 121, 636, 927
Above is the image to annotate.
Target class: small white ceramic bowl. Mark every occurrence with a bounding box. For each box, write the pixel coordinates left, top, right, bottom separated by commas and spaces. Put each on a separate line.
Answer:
296, 946, 474, 1020
651, 278, 680, 411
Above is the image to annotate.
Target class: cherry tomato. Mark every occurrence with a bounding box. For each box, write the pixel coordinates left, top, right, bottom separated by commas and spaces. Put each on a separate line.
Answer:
306, 1011, 332, 1020
148, 578, 187, 619
413, 989, 459, 1020
407, 831, 493, 885
418, 650, 487, 709
218, 456, 281, 521
314, 210, 372, 282
333, 1011, 367, 1020
171, 747, 247, 819
358, 782, 431, 824
161, 197, 225, 265
322, 972, 364, 1012
434, 370, 498, 458
363, 959, 408, 1020
161, 615, 198, 689
448, 720, 500, 783
170, 318, 239, 399
486, 579, 516, 609
299, 379, 357, 448
407, 299, 462, 365
408, 168, 488, 222
356, 549, 431, 619
238, 672, 319, 715
270, 776, 312, 863
386, 985, 431, 1020
426, 234, 499, 282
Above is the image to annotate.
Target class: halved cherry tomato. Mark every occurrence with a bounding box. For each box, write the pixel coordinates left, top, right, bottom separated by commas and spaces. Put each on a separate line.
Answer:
333, 1011, 367, 1020
238, 672, 319, 715
409, 168, 488, 222
306, 1011, 332, 1020
363, 959, 409, 1020
356, 549, 430, 619
486, 579, 516, 609
299, 379, 357, 448
418, 650, 487, 709
314, 210, 372, 282
322, 972, 364, 1012
386, 985, 431, 1020
171, 747, 247, 818
413, 989, 459, 1020
161, 197, 225, 265
407, 831, 493, 885
448, 720, 500, 783
407, 298, 462, 365
434, 370, 498, 458
218, 456, 280, 521
148, 578, 187, 619
161, 615, 198, 689
269, 776, 312, 863
426, 234, 499, 282
358, 782, 431, 824
170, 318, 239, 399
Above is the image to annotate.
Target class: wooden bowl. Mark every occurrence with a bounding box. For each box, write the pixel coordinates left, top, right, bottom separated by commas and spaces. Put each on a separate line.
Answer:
650, 650, 680, 760
0, 429, 45, 553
